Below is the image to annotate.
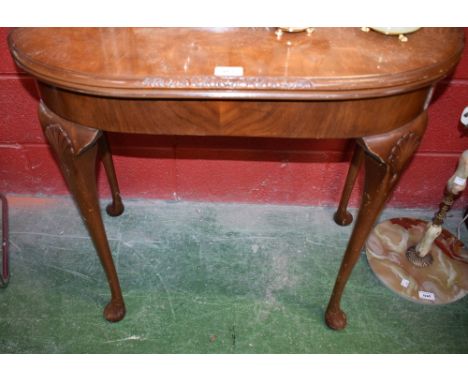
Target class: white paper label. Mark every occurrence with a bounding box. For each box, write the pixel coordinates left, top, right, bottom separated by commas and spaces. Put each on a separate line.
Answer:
454, 176, 466, 186
400, 279, 410, 288
418, 290, 435, 301
214, 66, 244, 77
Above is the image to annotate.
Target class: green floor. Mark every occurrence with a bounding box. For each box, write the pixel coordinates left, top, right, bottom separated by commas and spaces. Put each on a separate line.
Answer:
1, 195, 467, 353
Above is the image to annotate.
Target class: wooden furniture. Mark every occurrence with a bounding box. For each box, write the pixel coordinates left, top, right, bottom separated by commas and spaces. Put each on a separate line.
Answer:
8, 28, 464, 330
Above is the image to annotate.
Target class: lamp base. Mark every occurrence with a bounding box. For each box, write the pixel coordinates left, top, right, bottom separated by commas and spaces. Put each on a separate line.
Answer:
365, 218, 468, 305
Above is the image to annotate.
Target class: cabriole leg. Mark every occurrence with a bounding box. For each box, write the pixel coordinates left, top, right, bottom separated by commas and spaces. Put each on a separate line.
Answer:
39, 101, 126, 322
99, 133, 125, 217
325, 112, 428, 330
334, 143, 364, 226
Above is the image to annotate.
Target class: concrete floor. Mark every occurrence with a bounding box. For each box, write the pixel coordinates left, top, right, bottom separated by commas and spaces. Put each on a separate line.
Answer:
1, 195, 468, 353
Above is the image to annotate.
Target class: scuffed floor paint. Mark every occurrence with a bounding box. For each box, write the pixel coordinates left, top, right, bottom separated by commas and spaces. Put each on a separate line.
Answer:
1, 195, 468, 353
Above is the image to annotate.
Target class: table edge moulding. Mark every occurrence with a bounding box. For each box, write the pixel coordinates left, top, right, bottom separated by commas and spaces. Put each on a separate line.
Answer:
7, 27, 465, 330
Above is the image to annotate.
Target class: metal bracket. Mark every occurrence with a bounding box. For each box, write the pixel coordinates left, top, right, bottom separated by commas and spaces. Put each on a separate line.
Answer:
0, 193, 9, 288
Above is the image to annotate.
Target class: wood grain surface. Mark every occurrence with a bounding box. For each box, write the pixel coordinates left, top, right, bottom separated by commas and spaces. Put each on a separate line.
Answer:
7, 27, 465, 329
9, 28, 464, 99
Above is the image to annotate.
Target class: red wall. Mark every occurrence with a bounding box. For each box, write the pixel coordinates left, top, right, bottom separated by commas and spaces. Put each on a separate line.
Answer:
1, 27, 467, 208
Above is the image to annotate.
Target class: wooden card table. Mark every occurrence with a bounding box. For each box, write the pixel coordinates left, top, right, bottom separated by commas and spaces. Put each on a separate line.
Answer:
8, 28, 464, 329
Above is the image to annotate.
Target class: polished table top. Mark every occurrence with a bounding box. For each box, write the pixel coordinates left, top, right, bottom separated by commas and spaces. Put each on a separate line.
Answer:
9, 27, 464, 99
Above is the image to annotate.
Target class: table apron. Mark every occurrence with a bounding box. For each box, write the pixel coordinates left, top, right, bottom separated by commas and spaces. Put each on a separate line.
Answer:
38, 83, 431, 139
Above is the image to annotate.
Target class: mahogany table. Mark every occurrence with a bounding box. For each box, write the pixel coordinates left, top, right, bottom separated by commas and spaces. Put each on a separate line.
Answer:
8, 28, 464, 330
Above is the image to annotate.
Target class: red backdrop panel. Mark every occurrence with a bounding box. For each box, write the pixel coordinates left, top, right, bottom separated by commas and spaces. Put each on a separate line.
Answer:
1, 27, 467, 208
